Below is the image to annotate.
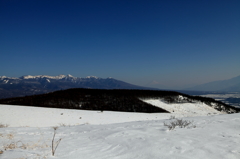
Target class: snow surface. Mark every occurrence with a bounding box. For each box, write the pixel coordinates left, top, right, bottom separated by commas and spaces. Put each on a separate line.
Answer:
0, 105, 171, 127
3, 80, 8, 84
142, 99, 225, 117
86, 76, 99, 79
21, 75, 69, 79
0, 103, 240, 159
1, 74, 106, 81
0, 76, 18, 79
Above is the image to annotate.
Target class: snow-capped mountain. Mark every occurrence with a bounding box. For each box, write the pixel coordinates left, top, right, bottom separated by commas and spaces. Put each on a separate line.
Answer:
19, 74, 74, 80
0, 74, 154, 99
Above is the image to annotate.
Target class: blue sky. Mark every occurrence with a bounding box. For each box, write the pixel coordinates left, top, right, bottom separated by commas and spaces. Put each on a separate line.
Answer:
1, 0, 240, 89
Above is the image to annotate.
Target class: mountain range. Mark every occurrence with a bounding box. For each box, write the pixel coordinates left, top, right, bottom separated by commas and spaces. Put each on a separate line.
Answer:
186, 75, 240, 92
0, 74, 154, 99
1, 74, 240, 99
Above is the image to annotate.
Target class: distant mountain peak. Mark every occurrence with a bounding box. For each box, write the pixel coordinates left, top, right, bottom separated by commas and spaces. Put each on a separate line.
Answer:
85, 76, 99, 79
19, 74, 76, 80
0, 76, 8, 79
1, 74, 114, 80
66, 74, 74, 77
0, 76, 17, 80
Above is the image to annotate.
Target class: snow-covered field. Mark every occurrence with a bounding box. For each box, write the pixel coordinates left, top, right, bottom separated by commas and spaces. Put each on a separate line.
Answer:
0, 101, 240, 159
0, 104, 172, 127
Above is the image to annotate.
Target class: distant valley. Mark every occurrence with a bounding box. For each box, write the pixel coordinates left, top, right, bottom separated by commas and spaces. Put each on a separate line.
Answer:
186, 75, 240, 92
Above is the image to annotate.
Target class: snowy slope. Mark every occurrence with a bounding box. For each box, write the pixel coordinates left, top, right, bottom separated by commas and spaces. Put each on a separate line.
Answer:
142, 99, 225, 117
0, 104, 240, 159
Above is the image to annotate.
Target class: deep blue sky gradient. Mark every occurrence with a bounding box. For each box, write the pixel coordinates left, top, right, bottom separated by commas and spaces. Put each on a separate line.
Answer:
1, 0, 240, 89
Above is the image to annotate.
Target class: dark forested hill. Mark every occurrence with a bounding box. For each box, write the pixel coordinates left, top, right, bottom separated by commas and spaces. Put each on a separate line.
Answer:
0, 88, 239, 113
